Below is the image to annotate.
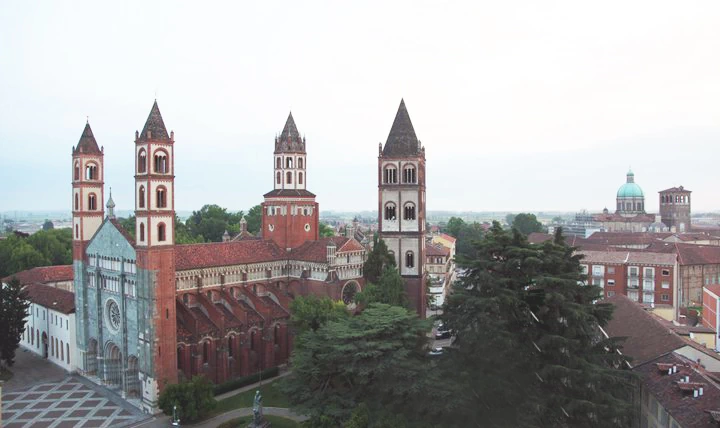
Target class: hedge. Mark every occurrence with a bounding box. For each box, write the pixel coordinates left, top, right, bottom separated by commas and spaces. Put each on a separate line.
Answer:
213, 367, 280, 396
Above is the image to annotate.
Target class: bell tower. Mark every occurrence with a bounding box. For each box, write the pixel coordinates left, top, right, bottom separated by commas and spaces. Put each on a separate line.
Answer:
378, 99, 427, 317
262, 113, 319, 250
72, 121, 105, 261
133, 100, 178, 402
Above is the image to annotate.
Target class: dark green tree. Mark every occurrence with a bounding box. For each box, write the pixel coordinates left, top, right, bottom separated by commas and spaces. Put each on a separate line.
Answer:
0, 278, 30, 368
511, 213, 545, 236
440, 223, 634, 427
244, 204, 262, 235
363, 236, 396, 284
186, 204, 236, 242
289, 295, 348, 334
355, 267, 407, 308
505, 213, 516, 227
42, 220, 54, 230
27, 228, 72, 266
0, 236, 50, 278
445, 216, 466, 238
455, 221, 484, 260
175, 216, 204, 244
118, 216, 136, 239
281, 303, 438, 427
319, 222, 335, 237
158, 376, 216, 422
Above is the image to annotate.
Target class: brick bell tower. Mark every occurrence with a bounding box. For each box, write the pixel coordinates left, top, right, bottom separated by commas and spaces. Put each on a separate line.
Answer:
134, 101, 178, 401
378, 99, 427, 318
262, 112, 319, 251
72, 121, 105, 261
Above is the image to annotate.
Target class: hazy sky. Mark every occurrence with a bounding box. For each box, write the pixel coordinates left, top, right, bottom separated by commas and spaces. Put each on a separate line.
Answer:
1, 1, 719, 214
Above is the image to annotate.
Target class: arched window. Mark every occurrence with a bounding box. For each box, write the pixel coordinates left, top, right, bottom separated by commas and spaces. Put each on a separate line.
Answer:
406, 251, 414, 268
286, 157, 293, 168
177, 346, 183, 370
31, 327, 34, 345
298, 158, 304, 169
75, 224, 79, 239
203, 341, 209, 364
88, 193, 97, 210
74, 194, 79, 211
384, 202, 396, 221
228, 336, 234, 357
274, 325, 280, 345
298, 172, 303, 185
66, 343, 70, 364
276, 157, 281, 169
139, 223, 145, 241
286, 171, 292, 184
51, 336, 54, 356
74, 162, 80, 181
384, 166, 397, 184
403, 166, 416, 183
61, 340, 64, 361
158, 223, 166, 242
138, 149, 147, 173
138, 186, 145, 208
156, 187, 167, 208
276, 172, 281, 185
403, 203, 416, 220
154, 151, 168, 174
85, 164, 98, 180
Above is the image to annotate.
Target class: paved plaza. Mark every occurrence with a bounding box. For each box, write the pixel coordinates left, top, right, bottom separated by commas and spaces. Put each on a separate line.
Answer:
1, 350, 147, 428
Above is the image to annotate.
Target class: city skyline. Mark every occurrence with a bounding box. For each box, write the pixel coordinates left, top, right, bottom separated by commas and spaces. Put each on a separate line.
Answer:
1, 2, 719, 213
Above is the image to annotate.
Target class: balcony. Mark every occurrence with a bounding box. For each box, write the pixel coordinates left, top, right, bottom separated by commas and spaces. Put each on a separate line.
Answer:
627, 282, 640, 290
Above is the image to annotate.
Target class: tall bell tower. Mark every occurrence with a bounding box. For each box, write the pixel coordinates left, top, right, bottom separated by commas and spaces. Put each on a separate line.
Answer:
378, 99, 427, 317
262, 113, 319, 250
134, 100, 177, 403
72, 122, 105, 261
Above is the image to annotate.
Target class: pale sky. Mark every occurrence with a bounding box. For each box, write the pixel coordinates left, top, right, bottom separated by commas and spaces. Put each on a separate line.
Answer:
1, 1, 719, 214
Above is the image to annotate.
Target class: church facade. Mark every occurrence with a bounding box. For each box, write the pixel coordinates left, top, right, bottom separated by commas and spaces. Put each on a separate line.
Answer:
72, 102, 366, 413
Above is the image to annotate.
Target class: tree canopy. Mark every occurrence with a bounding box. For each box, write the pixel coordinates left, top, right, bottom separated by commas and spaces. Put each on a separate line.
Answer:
363, 236, 396, 284
0, 278, 29, 368
441, 223, 634, 427
0, 229, 73, 278
289, 295, 348, 334
510, 212, 545, 235
355, 266, 408, 308
442, 216, 484, 260
319, 222, 335, 237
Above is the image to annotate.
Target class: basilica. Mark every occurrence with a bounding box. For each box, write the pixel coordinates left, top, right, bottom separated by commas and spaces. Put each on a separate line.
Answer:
69, 100, 426, 413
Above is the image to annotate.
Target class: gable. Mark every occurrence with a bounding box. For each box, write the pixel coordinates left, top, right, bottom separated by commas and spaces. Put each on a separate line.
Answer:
86, 218, 136, 259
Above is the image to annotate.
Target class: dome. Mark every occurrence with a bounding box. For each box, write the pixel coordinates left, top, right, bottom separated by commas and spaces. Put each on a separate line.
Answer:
617, 182, 644, 198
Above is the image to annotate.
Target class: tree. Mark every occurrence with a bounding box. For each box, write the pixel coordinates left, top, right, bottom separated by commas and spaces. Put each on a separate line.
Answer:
319, 222, 335, 237
355, 267, 407, 308
186, 204, 236, 242
363, 236, 396, 284
0, 278, 30, 368
175, 216, 203, 244
244, 204, 262, 235
455, 221, 484, 260
27, 228, 72, 266
42, 220, 54, 230
0, 236, 50, 278
158, 376, 216, 422
445, 217, 466, 238
281, 304, 438, 427
118, 216, 136, 239
511, 212, 545, 235
505, 213, 516, 227
289, 295, 348, 334
440, 223, 634, 427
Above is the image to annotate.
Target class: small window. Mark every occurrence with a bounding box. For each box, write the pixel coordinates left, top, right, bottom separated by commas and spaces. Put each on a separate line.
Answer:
286, 171, 292, 184
276, 157, 281, 169
298, 172, 303, 185
156, 187, 167, 208
276, 172, 281, 185
154, 151, 168, 173
607, 266, 615, 274
74, 194, 79, 211
158, 223, 166, 242
139, 186, 146, 208
298, 158, 304, 169
403, 203, 416, 220
607, 291, 615, 297
286, 157, 293, 168
228, 336, 234, 357
384, 203, 396, 221
661, 294, 669, 302
74, 162, 80, 181
662, 281, 670, 289
203, 341, 209, 363
88, 193, 97, 210
139, 223, 145, 241
662, 269, 670, 276
384, 166, 397, 184
405, 251, 414, 268
607, 279, 615, 286
85, 164, 98, 180
403, 166, 416, 183
138, 149, 147, 173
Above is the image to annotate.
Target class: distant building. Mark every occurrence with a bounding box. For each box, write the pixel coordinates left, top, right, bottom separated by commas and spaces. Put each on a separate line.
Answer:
702, 285, 720, 352
593, 170, 667, 233
659, 186, 692, 233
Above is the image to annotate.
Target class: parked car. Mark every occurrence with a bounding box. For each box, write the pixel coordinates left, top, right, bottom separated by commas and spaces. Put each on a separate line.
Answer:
435, 326, 451, 339
428, 347, 444, 356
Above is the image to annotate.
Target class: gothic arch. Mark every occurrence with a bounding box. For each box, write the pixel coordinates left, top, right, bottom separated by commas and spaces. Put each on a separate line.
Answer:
153, 149, 169, 174
341, 280, 361, 305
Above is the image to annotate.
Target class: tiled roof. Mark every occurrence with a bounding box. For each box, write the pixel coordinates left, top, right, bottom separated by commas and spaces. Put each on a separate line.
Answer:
289, 237, 364, 263
275, 112, 305, 151
602, 295, 687, 366
527, 232, 553, 244
263, 189, 316, 198
675, 244, 720, 265
437, 233, 457, 244
382, 99, 421, 157
586, 232, 662, 246
22, 284, 75, 314
592, 213, 657, 223
4, 265, 73, 285
138, 100, 170, 141
634, 352, 720, 428
426, 243, 449, 257
175, 240, 285, 270
74, 122, 102, 155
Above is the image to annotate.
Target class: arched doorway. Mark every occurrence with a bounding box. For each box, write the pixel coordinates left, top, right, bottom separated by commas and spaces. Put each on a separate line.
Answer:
41, 332, 48, 358
86, 338, 98, 374
127, 355, 140, 397
104, 342, 122, 387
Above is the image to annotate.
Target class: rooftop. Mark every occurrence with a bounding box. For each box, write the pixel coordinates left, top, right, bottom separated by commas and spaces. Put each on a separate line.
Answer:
23, 283, 75, 314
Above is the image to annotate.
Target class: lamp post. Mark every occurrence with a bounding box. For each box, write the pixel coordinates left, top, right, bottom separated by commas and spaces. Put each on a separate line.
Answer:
171, 404, 180, 426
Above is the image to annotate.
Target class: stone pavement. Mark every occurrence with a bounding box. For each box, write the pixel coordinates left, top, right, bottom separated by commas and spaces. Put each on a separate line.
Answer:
1, 376, 146, 428
3, 348, 68, 393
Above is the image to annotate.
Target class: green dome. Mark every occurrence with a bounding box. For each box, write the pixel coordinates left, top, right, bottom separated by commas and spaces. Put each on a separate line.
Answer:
617, 182, 644, 198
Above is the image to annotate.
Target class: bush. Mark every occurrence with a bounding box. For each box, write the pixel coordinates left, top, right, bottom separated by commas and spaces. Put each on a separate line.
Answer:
158, 376, 217, 422
213, 367, 280, 396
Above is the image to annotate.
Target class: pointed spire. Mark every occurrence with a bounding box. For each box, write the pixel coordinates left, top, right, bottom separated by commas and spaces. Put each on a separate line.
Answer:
382, 99, 420, 157
75, 122, 102, 155
106, 187, 116, 219
138, 100, 170, 141
275, 112, 305, 153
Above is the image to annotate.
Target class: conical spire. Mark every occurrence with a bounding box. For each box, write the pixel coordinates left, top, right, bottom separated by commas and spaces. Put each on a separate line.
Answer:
138, 100, 170, 141
275, 112, 305, 153
75, 122, 102, 155
106, 188, 116, 219
382, 99, 420, 157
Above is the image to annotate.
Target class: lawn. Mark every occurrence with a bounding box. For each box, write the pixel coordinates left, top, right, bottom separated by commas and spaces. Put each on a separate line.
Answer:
217, 415, 300, 428
212, 378, 291, 417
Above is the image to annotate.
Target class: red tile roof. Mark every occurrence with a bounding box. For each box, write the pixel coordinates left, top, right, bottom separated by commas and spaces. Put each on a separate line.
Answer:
3, 265, 73, 285
437, 233, 457, 243
675, 244, 720, 265
175, 240, 285, 270
337, 238, 365, 253
426, 243, 450, 257
527, 232, 553, 244
23, 284, 75, 314
290, 237, 360, 263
